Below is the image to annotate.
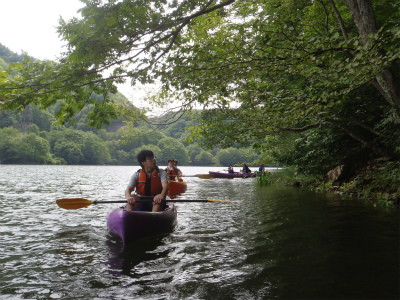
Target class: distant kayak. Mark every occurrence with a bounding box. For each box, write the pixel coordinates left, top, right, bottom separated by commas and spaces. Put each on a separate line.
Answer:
208, 171, 255, 179
168, 179, 187, 196
106, 205, 177, 244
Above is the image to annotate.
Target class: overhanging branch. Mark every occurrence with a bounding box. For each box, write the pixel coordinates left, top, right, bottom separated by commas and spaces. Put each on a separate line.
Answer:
278, 124, 320, 132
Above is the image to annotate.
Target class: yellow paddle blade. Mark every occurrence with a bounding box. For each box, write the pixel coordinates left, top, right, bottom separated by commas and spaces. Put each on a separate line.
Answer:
56, 198, 94, 209
207, 199, 244, 203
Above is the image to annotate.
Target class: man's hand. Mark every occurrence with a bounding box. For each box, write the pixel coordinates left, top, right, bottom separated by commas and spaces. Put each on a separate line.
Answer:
126, 194, 140, 204
153, 194, 165, 204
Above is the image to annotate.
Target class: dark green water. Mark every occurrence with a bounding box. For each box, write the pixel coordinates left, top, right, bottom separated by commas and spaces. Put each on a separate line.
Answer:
0, 165, 398, 299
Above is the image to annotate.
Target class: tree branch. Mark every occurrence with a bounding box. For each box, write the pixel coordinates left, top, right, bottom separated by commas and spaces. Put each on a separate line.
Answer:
316, 0, 330, 34
278, 124, 320, 132
328, 108, 391, 139
324, 116, 392, 157
328, 0, 350, 41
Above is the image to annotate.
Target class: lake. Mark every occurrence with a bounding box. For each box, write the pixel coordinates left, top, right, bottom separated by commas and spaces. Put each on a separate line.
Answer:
0, 165, 398, 299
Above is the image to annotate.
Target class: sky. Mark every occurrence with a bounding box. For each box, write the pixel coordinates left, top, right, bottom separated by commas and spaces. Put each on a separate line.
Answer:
1, 0, 83, 60
0, 0, 149, 107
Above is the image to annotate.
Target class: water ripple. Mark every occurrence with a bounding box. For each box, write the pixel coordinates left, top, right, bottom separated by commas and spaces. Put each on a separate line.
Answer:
0, 165, 398, 299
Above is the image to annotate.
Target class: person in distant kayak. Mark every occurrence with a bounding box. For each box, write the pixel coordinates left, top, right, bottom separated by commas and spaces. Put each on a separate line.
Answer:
125, 150, 168, 212
241, 163, 252, 173
259, 163, 265, 173
173, 160, 184, 182
166, 159, 178, 181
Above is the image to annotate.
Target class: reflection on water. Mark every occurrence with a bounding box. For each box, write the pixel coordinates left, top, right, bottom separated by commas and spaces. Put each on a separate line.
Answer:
105, 234, 172, 278
0, 165, 398, 299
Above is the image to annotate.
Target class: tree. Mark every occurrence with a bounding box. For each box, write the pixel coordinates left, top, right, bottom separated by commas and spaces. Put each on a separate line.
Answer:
157, 137, 190, 165
134, 144, 162, 165
216, 148, 246, 166
82, 133, 111, 164
0, 127, 52, 164
187, 143, 203, 164
53, 140, 84, 164
194, 151, 214, 166
17, 133, 52, 164
0, 1, 236, 127
0, 57, 8, 70
0, 127, 21, 163
0, 43, 30, 63
26, 124, 39, 134
178, 0, 400, 160
47, 126, 113, 164
30, 106, 54, 131
1, 0, 399, 161
0, 110, 19, 128
110, 148, 131, 165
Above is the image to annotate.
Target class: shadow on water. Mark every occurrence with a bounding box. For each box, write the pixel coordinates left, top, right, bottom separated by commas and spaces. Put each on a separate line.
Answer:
238, 185, 400, 299
105, 233, 173, 278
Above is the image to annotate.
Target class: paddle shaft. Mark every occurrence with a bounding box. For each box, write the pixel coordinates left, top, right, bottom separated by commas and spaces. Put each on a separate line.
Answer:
56, 197, 244, 209
93, 199, 220, 204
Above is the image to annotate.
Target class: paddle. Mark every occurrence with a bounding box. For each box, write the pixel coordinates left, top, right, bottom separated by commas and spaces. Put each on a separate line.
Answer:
56, 197, 244, 210
182, 174, 214, 179
242, 172, 253, 178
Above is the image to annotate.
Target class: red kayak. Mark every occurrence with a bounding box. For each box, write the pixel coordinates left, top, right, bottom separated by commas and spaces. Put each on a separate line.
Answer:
106, 205, 177, 244
168, 179, 187, 196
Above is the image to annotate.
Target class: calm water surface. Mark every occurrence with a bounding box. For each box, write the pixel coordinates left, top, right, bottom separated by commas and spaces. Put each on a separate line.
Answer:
0, 165, 398, 299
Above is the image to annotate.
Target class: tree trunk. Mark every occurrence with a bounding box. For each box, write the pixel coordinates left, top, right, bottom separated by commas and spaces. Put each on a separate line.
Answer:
343, 0, 400, 122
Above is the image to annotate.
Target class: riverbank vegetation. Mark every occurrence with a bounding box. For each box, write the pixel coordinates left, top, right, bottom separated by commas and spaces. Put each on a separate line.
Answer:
1, 1, 399, 203
258, 160, 400, 206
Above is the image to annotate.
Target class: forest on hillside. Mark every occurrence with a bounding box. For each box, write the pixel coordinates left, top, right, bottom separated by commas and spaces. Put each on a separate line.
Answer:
0, 102, 259, 166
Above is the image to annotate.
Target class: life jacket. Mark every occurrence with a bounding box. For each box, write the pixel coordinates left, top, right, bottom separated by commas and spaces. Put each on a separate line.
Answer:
136, 169, 163, 196
166, 167, 178, 181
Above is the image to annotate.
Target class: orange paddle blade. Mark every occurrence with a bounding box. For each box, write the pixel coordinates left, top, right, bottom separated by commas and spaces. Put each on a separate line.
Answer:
56, 198, 94, 209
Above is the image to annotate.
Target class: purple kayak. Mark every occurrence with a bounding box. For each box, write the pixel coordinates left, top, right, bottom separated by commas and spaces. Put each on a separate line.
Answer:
106, 205, 177, 244
209, 171, 255, 179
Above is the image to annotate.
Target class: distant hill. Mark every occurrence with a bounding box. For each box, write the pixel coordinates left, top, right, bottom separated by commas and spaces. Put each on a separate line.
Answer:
0, 43, 34, 63
0, 56, 7, 69
0, 43, 135, 133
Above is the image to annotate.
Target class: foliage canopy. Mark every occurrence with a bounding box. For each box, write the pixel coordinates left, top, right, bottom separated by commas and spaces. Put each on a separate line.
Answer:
1, 0, 399, 169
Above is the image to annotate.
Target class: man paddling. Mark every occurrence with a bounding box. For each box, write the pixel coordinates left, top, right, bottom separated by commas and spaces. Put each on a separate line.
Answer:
241, 163, 252, 174
125, 150, 168, 212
